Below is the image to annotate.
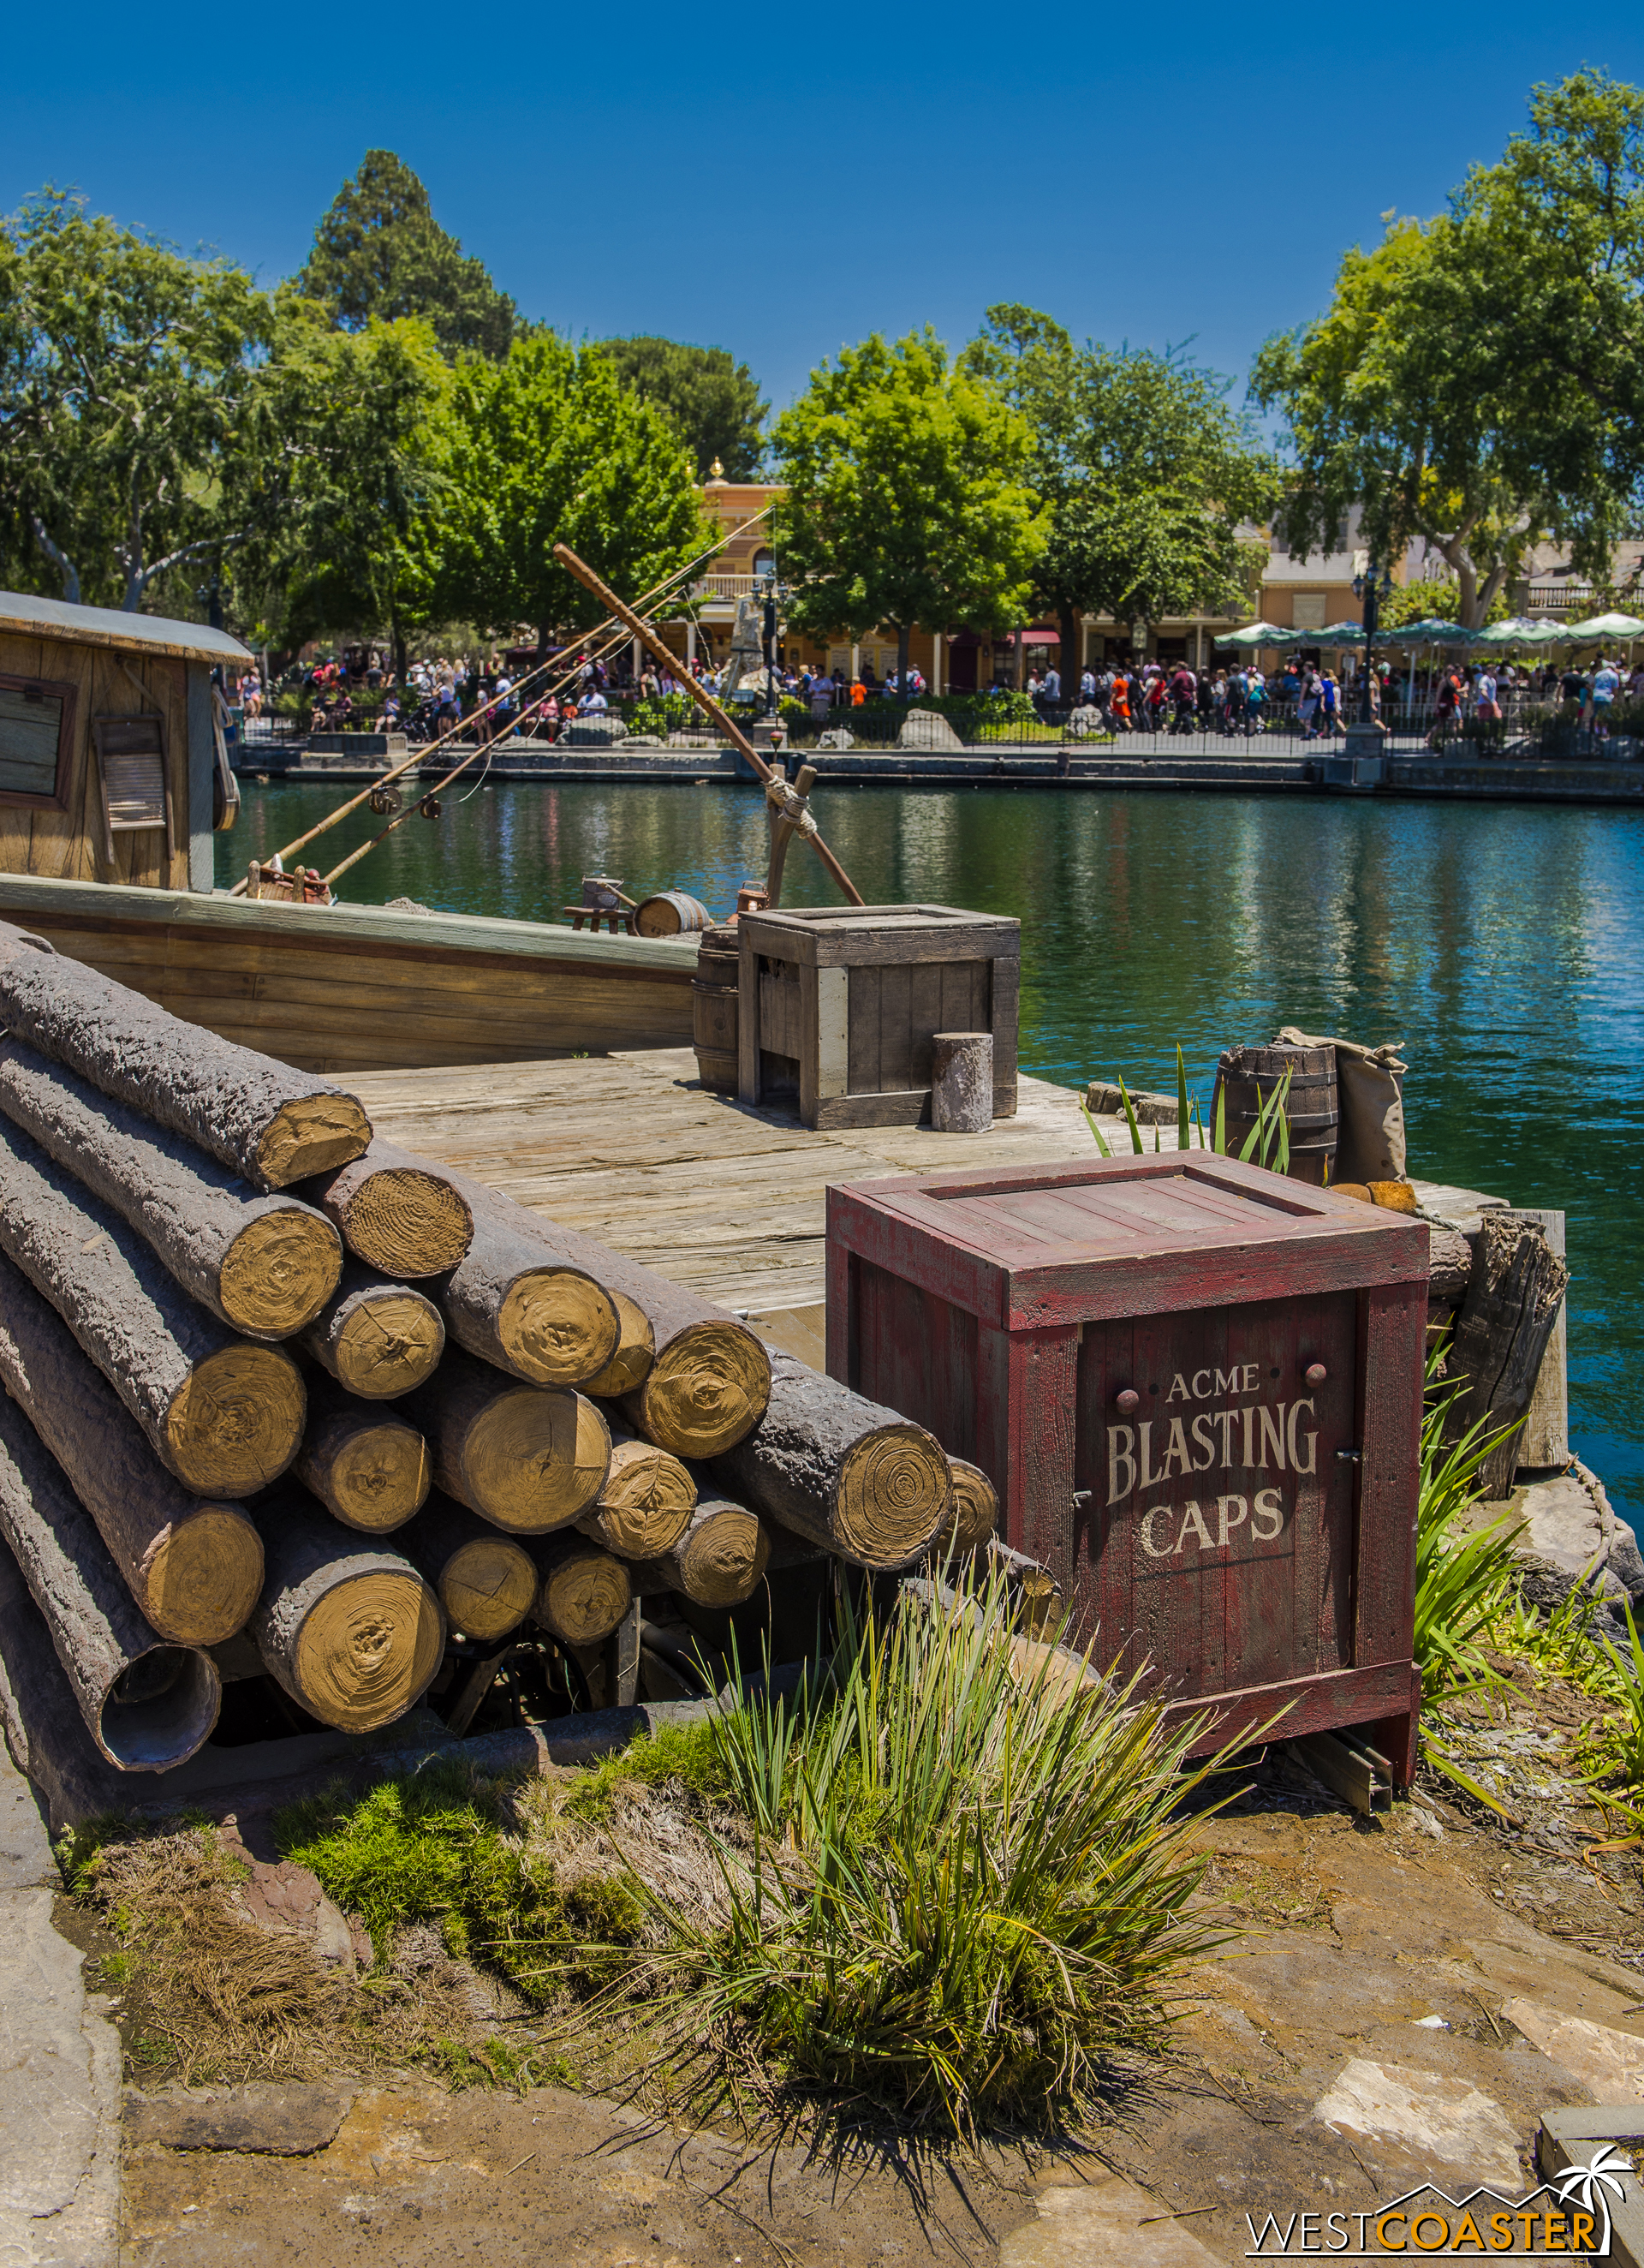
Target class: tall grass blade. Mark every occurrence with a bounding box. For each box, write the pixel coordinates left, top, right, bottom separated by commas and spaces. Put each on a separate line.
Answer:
1080, 1101, 1112, 1158
1117, 1075, 1144, 1156
1176, 1046, 1189, 1153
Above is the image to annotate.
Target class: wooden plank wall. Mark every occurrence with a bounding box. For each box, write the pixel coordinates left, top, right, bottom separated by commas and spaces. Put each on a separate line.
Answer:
0, 634, 190, 891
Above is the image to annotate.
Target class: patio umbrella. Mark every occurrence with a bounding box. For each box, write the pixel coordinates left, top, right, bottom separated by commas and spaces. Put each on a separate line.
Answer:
1214, 621, 1298, 648
1561, 612, 1644, 642
1468, 616, 1566, 648
1314, 621, 1367, 645
1372, 618, 1472, 645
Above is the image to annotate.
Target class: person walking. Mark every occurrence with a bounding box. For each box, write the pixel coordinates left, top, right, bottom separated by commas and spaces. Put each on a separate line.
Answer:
1298, 665, 1321, 741
1244, 667, 1267, 737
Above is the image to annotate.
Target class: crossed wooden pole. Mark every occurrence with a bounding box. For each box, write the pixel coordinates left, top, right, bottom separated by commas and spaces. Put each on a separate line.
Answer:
552, 541, 864, 910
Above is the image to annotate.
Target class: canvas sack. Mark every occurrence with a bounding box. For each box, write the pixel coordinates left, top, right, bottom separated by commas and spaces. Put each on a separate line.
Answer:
1275, 1025, 1408, 1183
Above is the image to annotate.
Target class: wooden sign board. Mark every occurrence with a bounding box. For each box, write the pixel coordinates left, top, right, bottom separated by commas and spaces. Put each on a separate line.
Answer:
827, 1150, 1429, 1782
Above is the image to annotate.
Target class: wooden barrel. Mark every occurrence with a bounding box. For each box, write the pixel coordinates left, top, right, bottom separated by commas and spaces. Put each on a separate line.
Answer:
1212, 1044, 1338, 1185
635, 891, 710, 938
692, 925, 740, 1093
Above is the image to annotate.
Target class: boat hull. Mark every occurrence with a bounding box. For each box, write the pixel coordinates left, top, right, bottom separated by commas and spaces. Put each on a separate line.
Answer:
0, 878, 696, 1073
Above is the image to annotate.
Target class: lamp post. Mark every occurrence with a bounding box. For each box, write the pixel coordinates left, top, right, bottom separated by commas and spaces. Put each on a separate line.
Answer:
1351, 557, 1392, 726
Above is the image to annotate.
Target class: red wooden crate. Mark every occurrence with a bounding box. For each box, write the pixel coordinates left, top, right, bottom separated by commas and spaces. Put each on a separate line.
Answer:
826, 1151, 1430, 1782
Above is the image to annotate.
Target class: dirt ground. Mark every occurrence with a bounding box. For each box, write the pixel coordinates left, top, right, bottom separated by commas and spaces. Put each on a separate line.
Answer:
103, 1712, 1644, 2268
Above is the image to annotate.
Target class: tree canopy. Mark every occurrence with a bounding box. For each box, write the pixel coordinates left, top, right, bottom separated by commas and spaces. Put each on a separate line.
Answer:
771, 329, 1045, 683
964, 304, 1272, 670
1252, 70, 1644, 627
297, 151, 515, 361
0, 191, 263, 609
433, 332, 709, 648
599, 336, 766, 480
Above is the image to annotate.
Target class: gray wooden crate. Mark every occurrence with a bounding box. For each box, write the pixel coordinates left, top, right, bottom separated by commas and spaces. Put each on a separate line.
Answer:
736, 904, 1020, 1130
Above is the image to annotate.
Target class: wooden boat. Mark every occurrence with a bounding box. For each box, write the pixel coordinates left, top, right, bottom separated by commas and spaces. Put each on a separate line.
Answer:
0, 591, 694, 1071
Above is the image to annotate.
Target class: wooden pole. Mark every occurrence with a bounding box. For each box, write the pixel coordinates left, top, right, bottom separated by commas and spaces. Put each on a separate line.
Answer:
551, 542, 865, 907
297, 1261, 445, 1399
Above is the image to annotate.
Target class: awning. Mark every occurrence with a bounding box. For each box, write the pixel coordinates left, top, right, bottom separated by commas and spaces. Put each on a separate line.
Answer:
1012, 630, 1060, 646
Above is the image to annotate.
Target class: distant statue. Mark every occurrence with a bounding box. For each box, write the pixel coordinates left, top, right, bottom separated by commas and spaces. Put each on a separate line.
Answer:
720, 592, 769, 702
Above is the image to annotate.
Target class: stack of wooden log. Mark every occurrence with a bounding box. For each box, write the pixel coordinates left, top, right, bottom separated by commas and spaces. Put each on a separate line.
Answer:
0, 922, 996, 1776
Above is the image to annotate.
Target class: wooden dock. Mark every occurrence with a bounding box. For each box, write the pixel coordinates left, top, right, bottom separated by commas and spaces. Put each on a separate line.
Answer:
347, 1047, 1504, 1371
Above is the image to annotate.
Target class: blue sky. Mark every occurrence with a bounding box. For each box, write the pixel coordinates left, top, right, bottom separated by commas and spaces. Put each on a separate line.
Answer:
7, 2, 1641, 420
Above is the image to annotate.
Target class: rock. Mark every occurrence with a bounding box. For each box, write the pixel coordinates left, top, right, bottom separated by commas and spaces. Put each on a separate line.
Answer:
816, 729, 855, 751
1493, 1471, 1644, 1629
1002, 2166, 1223, 2268
622, 734, 664, 749
563, 716, 628, 746
1313, 2057, 1523, 2186
217, 1821, 358, 1971
1501, 1999, 1644, 2100
123, 2081, 352, 2156
1086, 1080, 1180, 1126
897, 707, 964, 751
0, 1882, 120, 2265
1065, 704, 1106, 739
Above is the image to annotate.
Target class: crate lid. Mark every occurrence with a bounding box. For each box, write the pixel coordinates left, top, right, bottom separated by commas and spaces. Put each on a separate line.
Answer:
828, 1151, 1429, 1327
742, 903, 1019, 964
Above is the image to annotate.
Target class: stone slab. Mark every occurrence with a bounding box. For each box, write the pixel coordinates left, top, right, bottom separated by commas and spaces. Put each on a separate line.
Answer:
1002, 2167, 1224, 2268
124, 2083, 353, 2157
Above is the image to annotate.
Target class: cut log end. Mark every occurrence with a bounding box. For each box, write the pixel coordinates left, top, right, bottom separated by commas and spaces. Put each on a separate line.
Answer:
255, 1094, 373, 1189
676, 1502, 769, 1608
440, 1536, 539, 1642
580, 1290, 657, 1400
634, 1322, 771, 1459
583, 1438, 696, 1558
946, 1459, 999, 1553
301, 1414, 431, 1533
336, 1167, 474, 1277
533, 1543, 633, 1646
163, 1344, 307, 1496
217, 1210, 343, 1338
464, 1387, 611, 1532
497, 1266, 620, 1387
835, 1425, 953, 1568
99, 1646, 223, 1771
146, 1506, 266, 1645
290, 1567, 444, 1732
308, 1285, 445, 1399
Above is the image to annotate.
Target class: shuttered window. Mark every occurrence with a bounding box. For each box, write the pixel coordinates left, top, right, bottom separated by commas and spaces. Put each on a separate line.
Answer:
0, 676, 74, 809
92, 714, 175, 860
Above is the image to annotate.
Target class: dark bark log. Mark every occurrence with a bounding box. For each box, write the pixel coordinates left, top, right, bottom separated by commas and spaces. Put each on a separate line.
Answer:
628, 1495, 771, 1608
300, 1138, 474, 1278
407, 1346, 611, 1533
1427, 1227, 1474, 1307
0, 1252, 263, 1644
944, 1458, 998, 1553
438, 1169, 765, 1451
295, 1260, 444, 1398
0, 1118, 305, 1495
1448, 1212, 1570, 1499
0, 922, 372, 1189
0, 1396, 221, 1769
0, 1040, 342, 1338
436, 1187, 620, 1389
294, 1370, 431, 1534
712, 1352, 950, 1570
394, 1492, 538, 1643
247, 1487, 445, 1733
529, 1532, 633, 1644
575, 1425, 696, 1559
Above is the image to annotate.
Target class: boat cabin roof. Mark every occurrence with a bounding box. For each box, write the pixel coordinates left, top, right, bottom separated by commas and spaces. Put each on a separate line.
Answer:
0, 590, 252, 667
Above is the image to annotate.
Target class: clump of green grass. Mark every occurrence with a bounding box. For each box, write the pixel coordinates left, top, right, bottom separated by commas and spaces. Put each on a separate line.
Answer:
640, 1568, 1225, 2138
274, 1761, 644, 1998
558, 1717, 729, 1826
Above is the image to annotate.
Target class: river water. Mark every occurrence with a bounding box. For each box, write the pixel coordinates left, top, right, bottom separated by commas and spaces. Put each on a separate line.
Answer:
223, 780, 1644, 1535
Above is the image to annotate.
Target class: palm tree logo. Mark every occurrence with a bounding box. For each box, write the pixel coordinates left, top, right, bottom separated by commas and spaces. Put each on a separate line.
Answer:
1553, 2146, 1631, 2251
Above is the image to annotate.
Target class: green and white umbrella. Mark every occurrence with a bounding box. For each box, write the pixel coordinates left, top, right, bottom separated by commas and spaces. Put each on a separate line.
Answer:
1561, 612, 1644, 642
1468, 615, 1566, 647
1213, 621, 1298, 648
1313, 620, 1367, 645
1373, 618, 1472, 645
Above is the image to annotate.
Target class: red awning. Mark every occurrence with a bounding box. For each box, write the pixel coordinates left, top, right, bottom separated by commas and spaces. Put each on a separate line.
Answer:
1014, 630, 1060, 646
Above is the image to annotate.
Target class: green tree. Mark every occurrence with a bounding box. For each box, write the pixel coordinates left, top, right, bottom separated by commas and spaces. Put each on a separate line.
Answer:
434, 331, 709, 650
599, 336, 767, 480
297, 151, 515, 361
1253, 72, 1644, 629
0, 190, 263, 610
226, 301, 451, 676
964, 304, 1272, 674
771, 329, 1045, 688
